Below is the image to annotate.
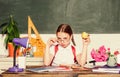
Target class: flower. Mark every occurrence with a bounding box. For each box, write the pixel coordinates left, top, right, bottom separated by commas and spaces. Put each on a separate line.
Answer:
91, 45, 120, 62
91, 45, 108, 62
114, 50, 120, 56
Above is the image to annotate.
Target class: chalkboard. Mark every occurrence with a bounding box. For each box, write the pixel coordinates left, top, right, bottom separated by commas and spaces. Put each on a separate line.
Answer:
0, 0, 120, 34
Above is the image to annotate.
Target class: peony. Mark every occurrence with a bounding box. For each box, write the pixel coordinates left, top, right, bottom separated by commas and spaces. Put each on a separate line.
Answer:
91, 45, 109, 62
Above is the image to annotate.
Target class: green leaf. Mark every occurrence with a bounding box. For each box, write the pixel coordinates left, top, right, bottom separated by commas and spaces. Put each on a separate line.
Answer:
0, 23, 8, 28
4, 35, 9, 49
1, 26, 8, 34
0, 15, 20, 49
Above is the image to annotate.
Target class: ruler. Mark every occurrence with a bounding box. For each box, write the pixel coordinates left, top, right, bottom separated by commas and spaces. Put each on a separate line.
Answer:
28, 16, 46, 57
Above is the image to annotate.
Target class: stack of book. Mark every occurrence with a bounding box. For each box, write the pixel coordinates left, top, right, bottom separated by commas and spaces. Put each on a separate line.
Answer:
92, 65, 120, 73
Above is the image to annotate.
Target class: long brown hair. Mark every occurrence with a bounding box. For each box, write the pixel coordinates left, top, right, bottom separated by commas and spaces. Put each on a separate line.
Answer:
56, 24, 76, 46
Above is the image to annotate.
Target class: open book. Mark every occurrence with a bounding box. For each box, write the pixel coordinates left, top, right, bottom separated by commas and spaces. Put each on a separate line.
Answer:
27, 66, 72, 73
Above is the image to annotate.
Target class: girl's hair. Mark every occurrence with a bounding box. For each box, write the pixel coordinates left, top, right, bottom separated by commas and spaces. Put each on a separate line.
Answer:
56, 24, 76, 46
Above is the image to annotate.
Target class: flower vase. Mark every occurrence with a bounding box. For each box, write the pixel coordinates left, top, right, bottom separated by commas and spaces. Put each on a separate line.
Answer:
8, 43, 20, 57
107, 55, 117, 67
8, 43, 15, 57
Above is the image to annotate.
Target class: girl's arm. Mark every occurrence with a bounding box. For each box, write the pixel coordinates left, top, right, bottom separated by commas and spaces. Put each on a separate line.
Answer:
77, 36, 91, 67
43, 38, 57, 66
44, 45, 53, 66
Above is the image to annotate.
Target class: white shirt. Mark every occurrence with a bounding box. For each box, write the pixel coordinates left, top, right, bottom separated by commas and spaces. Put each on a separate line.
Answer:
50, 43, 81, 66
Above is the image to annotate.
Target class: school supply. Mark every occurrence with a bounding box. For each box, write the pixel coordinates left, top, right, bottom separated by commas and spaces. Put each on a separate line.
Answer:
28, 16, 46, 57
92, 65, 120, 74
27, 66, 72, 73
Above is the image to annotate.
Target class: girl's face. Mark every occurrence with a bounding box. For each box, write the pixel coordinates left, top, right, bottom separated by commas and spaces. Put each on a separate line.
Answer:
56, 32, 72, 48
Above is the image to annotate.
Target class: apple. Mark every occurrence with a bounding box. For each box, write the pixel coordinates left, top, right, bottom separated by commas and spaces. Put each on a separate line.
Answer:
81, 32, 89, 39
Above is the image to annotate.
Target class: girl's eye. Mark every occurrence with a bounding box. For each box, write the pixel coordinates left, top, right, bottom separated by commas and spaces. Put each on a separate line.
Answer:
63, 37, 68, 41
57, 37, 61, 40
63, 37, 67, 40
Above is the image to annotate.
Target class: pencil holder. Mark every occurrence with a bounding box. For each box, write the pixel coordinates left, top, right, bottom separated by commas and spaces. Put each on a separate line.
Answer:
18, 56, 26, 69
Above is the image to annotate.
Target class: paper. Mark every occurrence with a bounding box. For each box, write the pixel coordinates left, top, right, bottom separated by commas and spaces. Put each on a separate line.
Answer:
92, 65, 120, 73
92, 69, 120, 73
27, 66, 72, 73
98, 67, 120, 71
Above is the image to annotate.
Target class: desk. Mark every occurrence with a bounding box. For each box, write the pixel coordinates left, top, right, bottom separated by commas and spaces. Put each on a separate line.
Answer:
1, 66, 120, 77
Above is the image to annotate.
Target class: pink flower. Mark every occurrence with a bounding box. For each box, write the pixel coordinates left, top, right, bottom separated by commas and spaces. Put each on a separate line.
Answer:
107, 48, 110, 51
98, 45, 106, 54
91, 45, 109, 62
114, 51, 119, 56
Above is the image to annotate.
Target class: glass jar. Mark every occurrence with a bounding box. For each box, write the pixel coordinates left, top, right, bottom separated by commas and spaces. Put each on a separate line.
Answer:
107, 55, 117, 67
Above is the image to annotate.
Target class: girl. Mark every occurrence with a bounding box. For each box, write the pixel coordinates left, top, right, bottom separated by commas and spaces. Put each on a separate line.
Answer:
44, 24, 90, 67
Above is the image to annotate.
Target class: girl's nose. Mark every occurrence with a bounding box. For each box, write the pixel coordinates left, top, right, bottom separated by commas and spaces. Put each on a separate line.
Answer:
61, 40, 64, 43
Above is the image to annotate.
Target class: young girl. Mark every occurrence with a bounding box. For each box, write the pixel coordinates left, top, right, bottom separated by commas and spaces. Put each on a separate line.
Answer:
44, 24, 90, 67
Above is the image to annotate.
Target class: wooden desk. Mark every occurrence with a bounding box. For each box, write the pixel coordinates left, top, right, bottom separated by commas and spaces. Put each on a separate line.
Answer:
1, 66, 120, 77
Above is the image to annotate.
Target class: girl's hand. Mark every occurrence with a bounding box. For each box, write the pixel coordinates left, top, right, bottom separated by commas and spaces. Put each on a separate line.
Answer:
82, 35, 91, 46
47, 37, 58, 47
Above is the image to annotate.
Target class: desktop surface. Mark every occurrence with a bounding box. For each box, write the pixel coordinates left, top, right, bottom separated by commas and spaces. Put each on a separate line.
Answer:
1, 66, 120, 77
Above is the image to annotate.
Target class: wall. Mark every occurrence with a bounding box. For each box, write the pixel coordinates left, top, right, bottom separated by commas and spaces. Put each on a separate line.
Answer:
0, 34, 120, 62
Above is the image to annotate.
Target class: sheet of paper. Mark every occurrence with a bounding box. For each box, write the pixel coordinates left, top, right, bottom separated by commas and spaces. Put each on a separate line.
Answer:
92, 68, 120, 73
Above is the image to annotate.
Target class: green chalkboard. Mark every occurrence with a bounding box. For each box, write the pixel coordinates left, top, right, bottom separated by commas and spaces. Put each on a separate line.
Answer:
0, 0, 120, 34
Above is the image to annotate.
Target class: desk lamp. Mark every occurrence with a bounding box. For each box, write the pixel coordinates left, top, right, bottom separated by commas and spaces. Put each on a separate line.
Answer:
8, 37, 29, 72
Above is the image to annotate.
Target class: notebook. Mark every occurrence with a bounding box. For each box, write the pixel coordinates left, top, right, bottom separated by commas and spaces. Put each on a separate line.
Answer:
27, 66, 72, 73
